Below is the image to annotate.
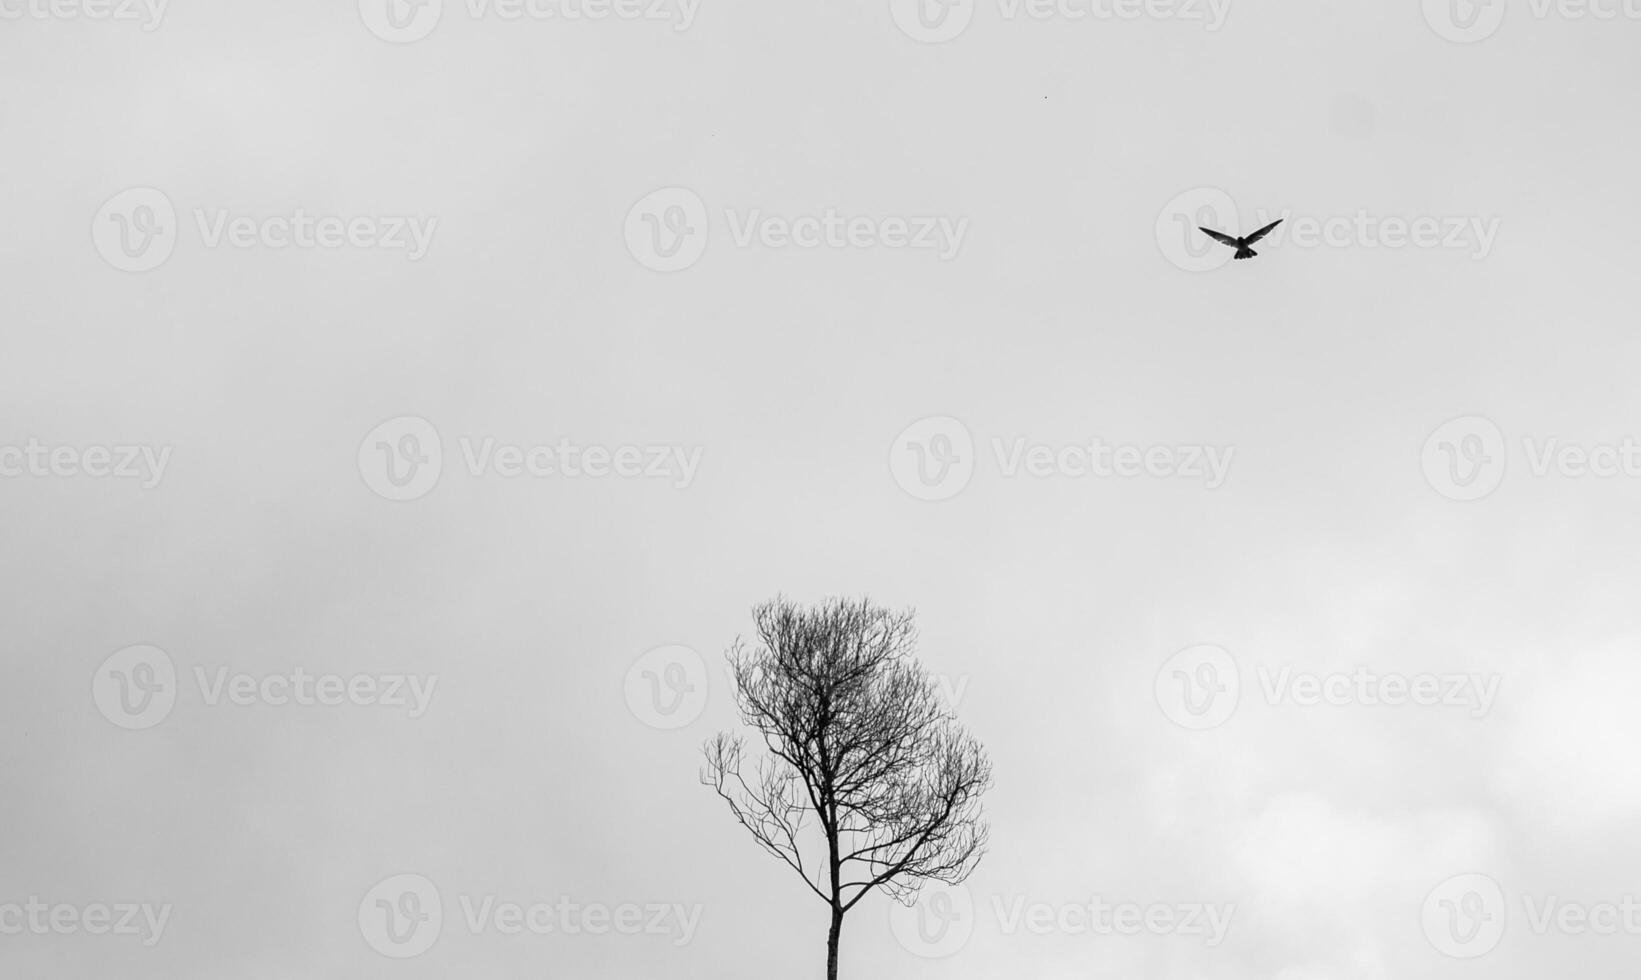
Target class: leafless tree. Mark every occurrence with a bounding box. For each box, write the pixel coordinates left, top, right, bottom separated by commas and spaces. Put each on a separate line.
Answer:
702, 596, 992, 980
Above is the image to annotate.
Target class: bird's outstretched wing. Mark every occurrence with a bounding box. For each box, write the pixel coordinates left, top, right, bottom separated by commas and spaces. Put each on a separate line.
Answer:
1199, 227, 1239, 247
1242, 219, 1284, 244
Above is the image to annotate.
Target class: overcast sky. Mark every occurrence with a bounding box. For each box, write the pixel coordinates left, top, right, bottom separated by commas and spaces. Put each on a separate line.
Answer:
4, 0, 1641, 977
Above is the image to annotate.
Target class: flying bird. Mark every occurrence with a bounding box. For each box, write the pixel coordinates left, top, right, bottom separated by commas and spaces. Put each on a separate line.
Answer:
1199, 219, 1283, 261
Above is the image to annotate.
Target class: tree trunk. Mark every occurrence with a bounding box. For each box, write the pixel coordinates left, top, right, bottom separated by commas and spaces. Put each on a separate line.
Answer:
826, 905, 843, 980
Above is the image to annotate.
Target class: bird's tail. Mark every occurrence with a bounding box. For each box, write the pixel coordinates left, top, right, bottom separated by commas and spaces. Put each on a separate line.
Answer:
1234, 247, 1257, 260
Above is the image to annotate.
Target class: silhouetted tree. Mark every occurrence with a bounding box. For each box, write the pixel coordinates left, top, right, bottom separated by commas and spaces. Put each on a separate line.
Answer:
702, 596, 992, 980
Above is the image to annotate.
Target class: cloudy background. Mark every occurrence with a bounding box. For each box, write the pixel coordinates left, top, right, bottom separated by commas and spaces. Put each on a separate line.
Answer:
3, 0, 1641, 976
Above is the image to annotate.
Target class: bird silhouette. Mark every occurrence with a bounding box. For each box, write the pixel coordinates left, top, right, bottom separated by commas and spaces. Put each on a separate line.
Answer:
1199, 219, 1283, 261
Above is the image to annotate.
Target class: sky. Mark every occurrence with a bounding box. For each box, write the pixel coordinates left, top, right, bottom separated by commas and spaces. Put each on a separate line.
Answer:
4, 0, 1641, 977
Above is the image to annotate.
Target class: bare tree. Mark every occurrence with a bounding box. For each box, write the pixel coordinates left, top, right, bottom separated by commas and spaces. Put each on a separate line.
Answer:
702, 596, 992, 980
